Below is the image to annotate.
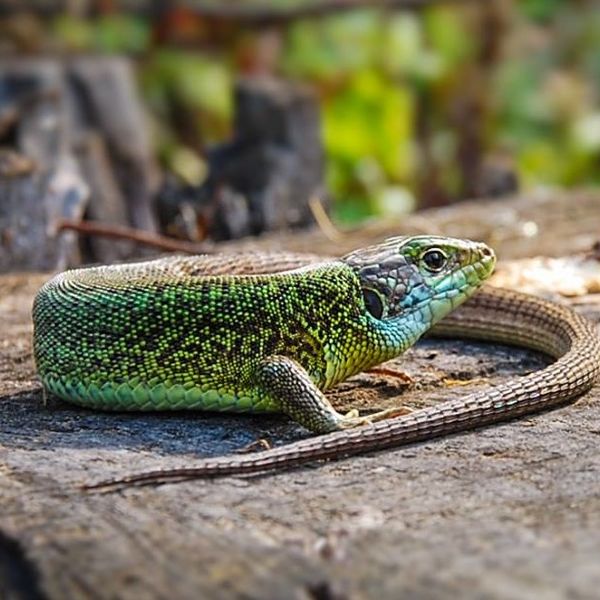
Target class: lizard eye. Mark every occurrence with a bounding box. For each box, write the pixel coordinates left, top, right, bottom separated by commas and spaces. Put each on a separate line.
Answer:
362, 288, 384, 319
421, 248, 447, 273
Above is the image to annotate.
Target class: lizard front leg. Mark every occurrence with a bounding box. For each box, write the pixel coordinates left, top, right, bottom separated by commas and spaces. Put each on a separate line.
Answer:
256, 355, 410, 434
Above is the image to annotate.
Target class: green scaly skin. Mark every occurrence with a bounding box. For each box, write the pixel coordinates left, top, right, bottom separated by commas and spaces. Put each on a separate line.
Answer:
32, 235, 495, 433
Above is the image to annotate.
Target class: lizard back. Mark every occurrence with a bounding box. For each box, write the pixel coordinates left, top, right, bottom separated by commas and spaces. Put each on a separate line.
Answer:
33, 255, 387, 412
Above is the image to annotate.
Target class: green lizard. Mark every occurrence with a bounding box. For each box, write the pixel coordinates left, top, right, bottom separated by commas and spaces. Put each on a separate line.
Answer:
33, 235, 495, 434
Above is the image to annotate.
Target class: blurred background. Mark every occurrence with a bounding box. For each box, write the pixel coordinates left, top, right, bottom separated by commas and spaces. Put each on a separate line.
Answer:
1, 0, 599, 270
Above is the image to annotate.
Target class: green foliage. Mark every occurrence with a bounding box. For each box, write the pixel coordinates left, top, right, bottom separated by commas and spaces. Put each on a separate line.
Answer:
424, 6, 476, 77
50, 2, 600, 223
142, 50, 233, 133
53, 14, 149, 53
283, 10, 380, 78
520, 0, 563, 22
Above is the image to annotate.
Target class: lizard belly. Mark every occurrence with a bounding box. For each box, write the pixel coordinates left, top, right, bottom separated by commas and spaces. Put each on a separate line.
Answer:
40, 373, 279, 413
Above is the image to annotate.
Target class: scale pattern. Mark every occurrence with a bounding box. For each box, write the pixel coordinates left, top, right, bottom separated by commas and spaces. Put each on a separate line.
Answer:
34, 260, 378, 411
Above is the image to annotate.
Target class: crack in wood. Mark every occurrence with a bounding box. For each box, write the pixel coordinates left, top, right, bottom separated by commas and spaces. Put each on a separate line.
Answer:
0, 530, 46, 600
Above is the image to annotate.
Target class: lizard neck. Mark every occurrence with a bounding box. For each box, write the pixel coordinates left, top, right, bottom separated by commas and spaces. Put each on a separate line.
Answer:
323, 296, 456, 388
321, 310, 424, 389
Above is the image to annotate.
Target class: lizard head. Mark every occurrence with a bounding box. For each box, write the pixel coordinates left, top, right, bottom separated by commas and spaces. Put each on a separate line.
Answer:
342, 235, 496, 331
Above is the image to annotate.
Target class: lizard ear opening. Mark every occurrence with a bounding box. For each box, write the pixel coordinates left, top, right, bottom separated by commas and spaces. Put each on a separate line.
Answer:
362, 288, 384, 319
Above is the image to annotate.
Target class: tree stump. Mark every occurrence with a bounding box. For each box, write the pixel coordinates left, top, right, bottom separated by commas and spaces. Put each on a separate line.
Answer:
160, 77, 326, 241
0, 56, 159, 272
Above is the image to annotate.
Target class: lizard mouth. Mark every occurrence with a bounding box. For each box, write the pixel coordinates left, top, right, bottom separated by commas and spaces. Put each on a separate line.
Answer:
472, 245, 496, 281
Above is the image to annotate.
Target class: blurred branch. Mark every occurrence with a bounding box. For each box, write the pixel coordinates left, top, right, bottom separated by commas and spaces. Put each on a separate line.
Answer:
0, 0, 470, 22
56, 219, 214, 254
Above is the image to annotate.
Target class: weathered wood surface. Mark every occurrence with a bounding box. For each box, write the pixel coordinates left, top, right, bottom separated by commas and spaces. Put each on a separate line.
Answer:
0, 56, 159, 271
0, 60, 89, 272
1, 197, 600, 599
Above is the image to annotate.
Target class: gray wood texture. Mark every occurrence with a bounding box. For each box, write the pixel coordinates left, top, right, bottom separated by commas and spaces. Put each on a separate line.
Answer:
0, 57, 159, 272
1, 195, 600, 599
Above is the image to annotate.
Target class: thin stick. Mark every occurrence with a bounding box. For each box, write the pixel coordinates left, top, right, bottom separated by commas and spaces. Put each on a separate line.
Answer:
308, 195, 344, 243
56, 219, 214, 255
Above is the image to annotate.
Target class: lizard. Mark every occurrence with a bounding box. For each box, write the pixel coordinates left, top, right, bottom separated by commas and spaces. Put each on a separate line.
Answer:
31, 235, 600, 489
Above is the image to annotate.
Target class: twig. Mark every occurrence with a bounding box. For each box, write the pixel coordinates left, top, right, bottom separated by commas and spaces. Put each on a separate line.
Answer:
308, 195, 344, 243
236, 438, 272, 454
56, 219, 214, 255
367, 367, 414, 384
